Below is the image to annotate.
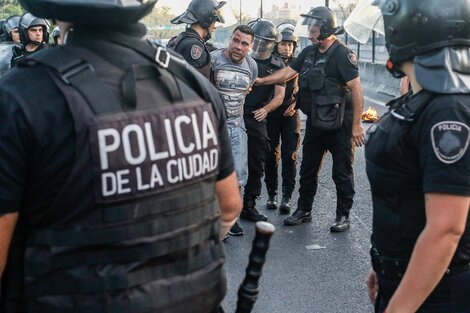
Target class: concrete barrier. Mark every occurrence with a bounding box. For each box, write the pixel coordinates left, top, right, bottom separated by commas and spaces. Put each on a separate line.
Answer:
358, 61, 400, 99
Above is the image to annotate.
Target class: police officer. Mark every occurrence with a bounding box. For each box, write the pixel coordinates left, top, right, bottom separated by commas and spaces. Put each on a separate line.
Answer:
168, 0, 226, 79
264, 23, 301, 215
11, 12, 49, 67
0, 0, 242, 312
0, 16, 22, 77
3, 16, 21, 43
354, 0, 470, 312
256, 7, 365, 232
240, 19, 285, 222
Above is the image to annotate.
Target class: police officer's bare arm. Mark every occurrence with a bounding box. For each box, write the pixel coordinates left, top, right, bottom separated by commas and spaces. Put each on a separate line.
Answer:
255, 66, 298, 86
216, 172, 243, 239
384, 194, 470, 312
0, 212, 18, 278
345, 76, 365, 147
253, 85, 286, 122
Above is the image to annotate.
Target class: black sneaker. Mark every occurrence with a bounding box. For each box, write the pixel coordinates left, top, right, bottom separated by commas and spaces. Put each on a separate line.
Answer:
279, 197, 291, 215
240, 208, 268, 222
284, 209, 312, 226
330, 216, 350, 232
266, 195, 278, 210
228, 221, 244, 236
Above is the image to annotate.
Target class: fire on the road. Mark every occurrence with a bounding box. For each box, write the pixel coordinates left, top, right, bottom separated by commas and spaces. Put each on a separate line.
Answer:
362, 107, 379, 122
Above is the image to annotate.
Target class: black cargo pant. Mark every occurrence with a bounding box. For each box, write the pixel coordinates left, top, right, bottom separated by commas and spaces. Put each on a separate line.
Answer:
297, 113, 355, 218
264, 108, 301, 198
244, 113, 270, 197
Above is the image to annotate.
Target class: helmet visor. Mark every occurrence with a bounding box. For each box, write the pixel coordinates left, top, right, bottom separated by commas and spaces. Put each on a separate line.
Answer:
250, 37, 275, 60
293, 15, 322, 39
344, 0, 385, 44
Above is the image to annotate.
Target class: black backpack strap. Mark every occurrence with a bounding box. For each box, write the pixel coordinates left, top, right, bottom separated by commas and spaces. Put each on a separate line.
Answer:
24, 46, 121, 115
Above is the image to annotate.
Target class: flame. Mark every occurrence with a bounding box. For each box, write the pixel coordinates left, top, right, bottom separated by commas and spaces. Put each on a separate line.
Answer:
362, 107, 379, 122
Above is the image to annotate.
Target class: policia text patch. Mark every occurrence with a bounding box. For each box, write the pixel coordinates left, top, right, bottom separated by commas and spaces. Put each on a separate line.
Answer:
90, 101, 220, 203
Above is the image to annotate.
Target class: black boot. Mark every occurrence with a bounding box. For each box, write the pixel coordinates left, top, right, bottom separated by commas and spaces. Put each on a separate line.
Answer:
284, 209, 312, 226
266, 194, 278, 210
279, 197, 291, 215
330, 216, 350, 232
240, 195, 268, 222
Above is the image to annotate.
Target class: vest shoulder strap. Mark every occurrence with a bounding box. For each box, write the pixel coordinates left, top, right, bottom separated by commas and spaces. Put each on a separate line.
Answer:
270, 54, 284, 69
100, 31, 221, 107
23, 46, 121, 115
390, 90, 436, 122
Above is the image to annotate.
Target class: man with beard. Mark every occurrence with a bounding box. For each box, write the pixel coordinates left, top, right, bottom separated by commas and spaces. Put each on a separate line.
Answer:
256, 7, 365, 232
211, 25, 258, 237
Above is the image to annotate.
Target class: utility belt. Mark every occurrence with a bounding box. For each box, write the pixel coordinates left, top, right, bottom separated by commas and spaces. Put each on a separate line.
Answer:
371, 248, 470, 280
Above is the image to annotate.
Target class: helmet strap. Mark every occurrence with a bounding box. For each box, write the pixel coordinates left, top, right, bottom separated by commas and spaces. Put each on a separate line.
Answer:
386, 59, 406, 78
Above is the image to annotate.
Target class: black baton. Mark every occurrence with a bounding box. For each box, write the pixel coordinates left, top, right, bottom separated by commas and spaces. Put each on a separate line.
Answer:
235, 221, 275, 313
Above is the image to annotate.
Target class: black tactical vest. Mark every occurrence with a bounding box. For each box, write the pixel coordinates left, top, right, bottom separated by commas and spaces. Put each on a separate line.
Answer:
365, 91, 470, 264
167, 31, 212, 80
245, 55, 284, 113
297, 41, 349, 130
3, 39, 226, 313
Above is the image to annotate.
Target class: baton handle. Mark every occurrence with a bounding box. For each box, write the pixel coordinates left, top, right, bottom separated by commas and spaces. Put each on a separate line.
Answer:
235, 221, 275, 313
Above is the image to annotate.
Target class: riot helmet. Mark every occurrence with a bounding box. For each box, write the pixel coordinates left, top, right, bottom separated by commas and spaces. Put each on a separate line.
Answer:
294, 6, 343, 41
372, 0, 470, 65
4, 16, 21, 42
18, 13, 49, 46
51, 26, 61, 44
17, 0, 157, 25
171, 0, 226, 29
274, 23, 298, 59
249, 18, 282, 60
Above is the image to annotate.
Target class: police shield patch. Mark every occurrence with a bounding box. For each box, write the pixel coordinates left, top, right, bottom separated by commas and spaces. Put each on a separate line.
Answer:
431, 121, 470, 164
347, 52, 358, 65
191, 44, 203, 60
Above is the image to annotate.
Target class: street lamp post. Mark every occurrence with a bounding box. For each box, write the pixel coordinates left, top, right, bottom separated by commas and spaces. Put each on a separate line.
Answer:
239, 0, 242, 24
260, 0, 263, 18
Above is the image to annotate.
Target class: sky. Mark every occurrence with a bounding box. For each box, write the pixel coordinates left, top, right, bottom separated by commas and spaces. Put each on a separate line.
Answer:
157, 0, 339, 18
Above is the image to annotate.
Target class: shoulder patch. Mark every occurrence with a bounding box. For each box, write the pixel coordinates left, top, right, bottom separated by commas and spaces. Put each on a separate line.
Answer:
347, 52, 358, 65
431, 121, 470, 164
191, 44, 203, 60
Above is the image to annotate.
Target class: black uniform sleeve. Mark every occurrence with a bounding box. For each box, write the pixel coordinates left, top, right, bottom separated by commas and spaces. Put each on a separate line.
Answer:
289, 45, 311, 72
178, 39, 208, 69
417, 95, 470, 196
0, 90, 32, 214
334, 46, 359, 84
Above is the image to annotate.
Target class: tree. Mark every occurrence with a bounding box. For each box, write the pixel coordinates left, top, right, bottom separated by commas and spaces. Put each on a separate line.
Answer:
333, 0, 359, 21
0, 0, 23, 19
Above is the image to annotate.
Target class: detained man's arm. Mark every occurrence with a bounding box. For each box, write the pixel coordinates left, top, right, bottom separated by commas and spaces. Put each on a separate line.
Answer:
253, 85, 285, 122
385, 193, 470, 313
0, 212, 18, 278
255, 66, 298, 86
216, 172, 242, 239
346, 76, 365, 147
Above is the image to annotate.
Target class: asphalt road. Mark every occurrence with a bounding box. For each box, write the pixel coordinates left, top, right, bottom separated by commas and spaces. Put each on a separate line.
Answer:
221, 92, 392, 313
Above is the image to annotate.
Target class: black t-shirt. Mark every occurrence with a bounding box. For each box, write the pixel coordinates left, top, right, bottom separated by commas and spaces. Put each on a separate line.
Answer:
170, 28, 210, 69
0, 28, 234, 220
290, 42, 359, 85
366, 92, 470, 261
10, 43, 49, 67
244, 56, 285, 112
